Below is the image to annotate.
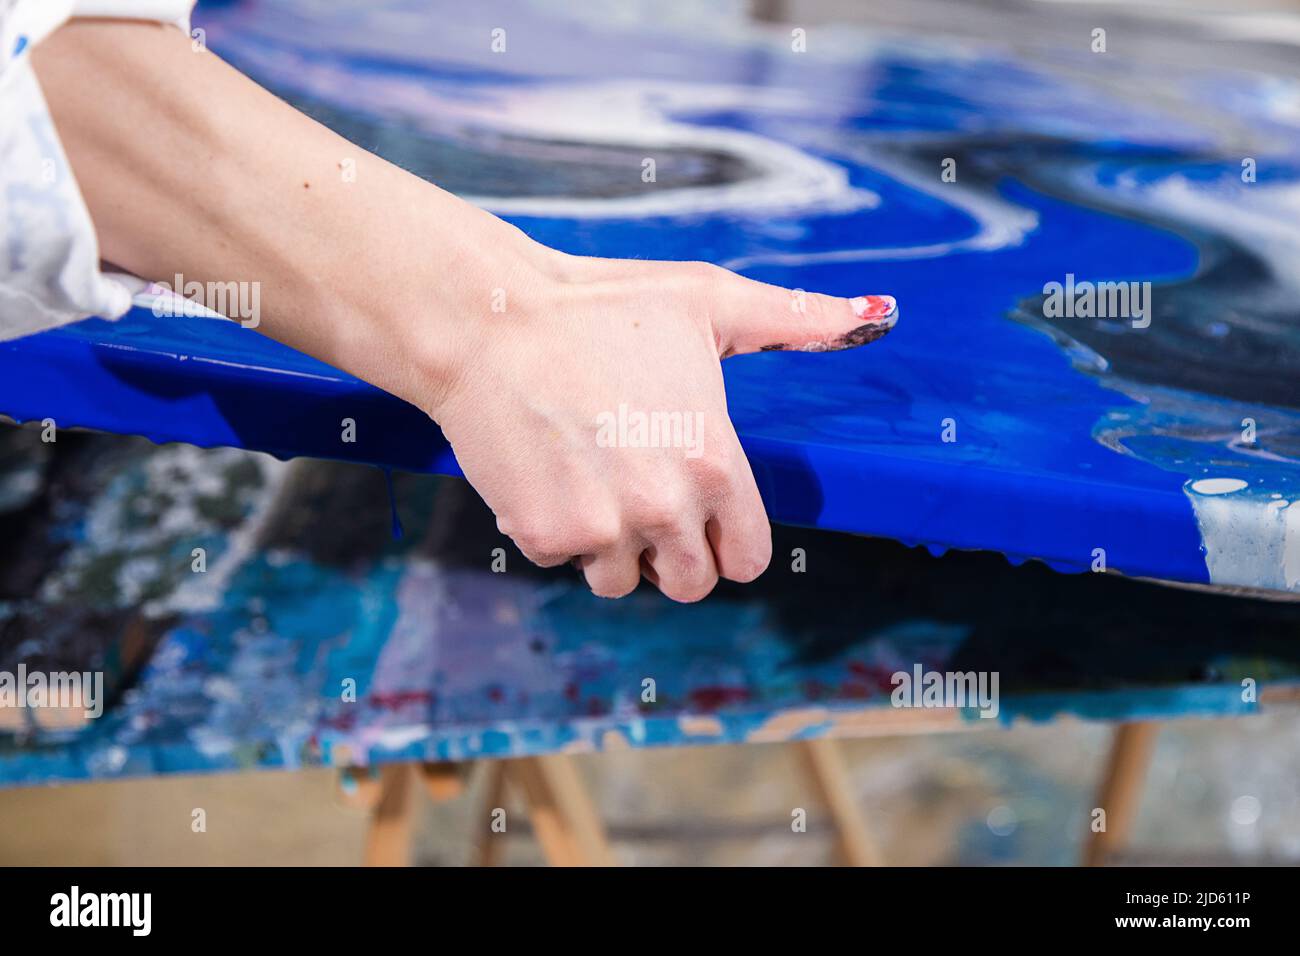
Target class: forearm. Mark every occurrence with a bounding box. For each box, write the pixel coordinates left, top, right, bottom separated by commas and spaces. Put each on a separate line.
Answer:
32, 18, 550, 415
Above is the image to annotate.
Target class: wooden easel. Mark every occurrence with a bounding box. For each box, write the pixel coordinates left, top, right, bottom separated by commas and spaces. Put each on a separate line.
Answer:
339, 737, 882, 867
343, 703, 1284, 867
339, 755, 616, 867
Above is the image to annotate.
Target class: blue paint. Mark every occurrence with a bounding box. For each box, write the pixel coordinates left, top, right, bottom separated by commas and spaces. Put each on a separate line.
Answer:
991, 685, 1258, 726
1, 0, 1298, 592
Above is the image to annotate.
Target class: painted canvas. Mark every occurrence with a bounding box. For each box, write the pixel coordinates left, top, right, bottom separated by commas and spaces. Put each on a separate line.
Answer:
1, 0, 1298, 597
3, 424, 1300, 786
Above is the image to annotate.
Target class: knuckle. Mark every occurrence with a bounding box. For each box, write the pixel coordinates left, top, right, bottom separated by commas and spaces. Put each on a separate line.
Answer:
687, 449, 733, 492
629, 488, 690, 533
572, 515, 622, 554
666, 261, 725, 299
501, 515, 563, 560
504, 510, 623, 558
513, 530, 560, 562
660, 551, 718, 604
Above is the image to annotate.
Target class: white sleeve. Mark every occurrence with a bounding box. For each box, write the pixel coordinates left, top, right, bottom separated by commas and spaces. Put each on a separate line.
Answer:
0, 0, 195, 343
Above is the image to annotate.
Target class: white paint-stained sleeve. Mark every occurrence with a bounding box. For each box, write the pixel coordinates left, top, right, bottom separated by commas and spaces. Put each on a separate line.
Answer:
0, 0, 195, 343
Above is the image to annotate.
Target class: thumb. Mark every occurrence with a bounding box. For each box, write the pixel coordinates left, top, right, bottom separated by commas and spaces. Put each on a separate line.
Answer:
712, 274, 899, 358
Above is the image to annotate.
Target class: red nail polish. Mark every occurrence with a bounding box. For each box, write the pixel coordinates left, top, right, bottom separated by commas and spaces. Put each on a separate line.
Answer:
850, 295, 898, 324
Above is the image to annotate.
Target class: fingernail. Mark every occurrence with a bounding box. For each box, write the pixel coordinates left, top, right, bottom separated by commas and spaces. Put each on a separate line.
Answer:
804, 294, 898, 351
849, 294, 898, 326
762, 293, 900, 353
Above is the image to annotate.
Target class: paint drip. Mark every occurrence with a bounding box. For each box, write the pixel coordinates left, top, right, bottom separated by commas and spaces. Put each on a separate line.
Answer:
1184, 478, 1300, 591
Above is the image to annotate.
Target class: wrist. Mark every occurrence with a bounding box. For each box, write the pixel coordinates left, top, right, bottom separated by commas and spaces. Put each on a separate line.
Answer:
339, 206, 569, 423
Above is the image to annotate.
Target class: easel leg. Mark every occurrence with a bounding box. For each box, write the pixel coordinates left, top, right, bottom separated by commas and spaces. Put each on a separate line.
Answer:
796, 737, 883, 866
507, 755, 616, 867
1083, 721, 1159, 867
477, 760, 509, 867
344, 755, 612, 867
362, 762, 417, 867
420, 761, 465, 803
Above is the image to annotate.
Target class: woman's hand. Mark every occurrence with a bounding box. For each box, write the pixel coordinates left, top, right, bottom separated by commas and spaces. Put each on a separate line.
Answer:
422, 249, 897, 602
